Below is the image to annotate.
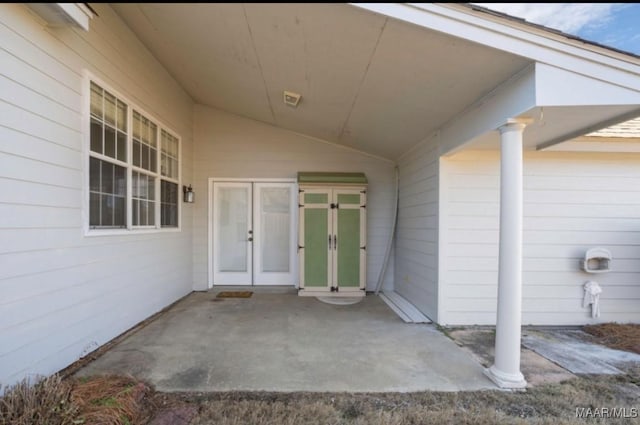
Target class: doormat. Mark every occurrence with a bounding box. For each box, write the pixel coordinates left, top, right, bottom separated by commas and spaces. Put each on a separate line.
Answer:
216, 291, 253, 298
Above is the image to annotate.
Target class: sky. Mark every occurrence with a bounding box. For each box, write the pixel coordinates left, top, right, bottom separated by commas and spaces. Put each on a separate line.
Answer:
473, 3, 640, 56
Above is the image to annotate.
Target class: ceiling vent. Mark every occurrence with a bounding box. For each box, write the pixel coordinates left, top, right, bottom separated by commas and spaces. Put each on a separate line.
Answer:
283, 91, 301, 107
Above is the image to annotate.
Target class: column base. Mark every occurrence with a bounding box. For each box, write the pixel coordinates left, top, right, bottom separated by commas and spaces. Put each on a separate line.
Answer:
484, 365, 527, 389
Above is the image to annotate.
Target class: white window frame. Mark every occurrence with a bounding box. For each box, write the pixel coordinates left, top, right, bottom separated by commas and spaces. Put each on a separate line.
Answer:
82, 71, 182, 236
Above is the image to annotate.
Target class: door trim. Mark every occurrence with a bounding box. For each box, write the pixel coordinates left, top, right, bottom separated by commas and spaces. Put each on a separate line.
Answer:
207, 178, 297, 288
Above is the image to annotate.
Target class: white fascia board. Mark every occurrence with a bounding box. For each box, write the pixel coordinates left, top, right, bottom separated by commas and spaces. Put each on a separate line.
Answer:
542, 135, 640, 152
351, 3, 640, 92
535, 63, 640, 107
437, 65, 536, 156
543, 140, 640, 153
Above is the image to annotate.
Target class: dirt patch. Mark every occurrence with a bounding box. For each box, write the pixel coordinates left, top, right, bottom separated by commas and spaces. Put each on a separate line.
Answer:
584, 323, 640, 355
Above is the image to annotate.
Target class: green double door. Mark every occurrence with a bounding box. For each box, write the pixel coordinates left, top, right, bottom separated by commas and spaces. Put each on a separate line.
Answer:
298, 186, 366, 295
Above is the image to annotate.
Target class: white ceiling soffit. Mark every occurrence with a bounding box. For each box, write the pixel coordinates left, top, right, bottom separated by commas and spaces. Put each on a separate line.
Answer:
461, 105, 640, 151
111, 3, 531, 160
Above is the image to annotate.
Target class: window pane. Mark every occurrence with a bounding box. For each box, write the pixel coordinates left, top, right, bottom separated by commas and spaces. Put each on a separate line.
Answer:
170, 137, 177, 157
165, 158, 172, 179
114, 164, 126, 196
102, 161, 114, 194
147, 175, 155, 199
132, 171, 138, 198
161, 180, 178, 227
104, 126, 116, 159
101, 194, 114, 226
132, 199, 139, 226
160, 130, 179, 179
116, 131, 126, 162
149, 122, 157, 148
169, 205, 177, 225
89, 157, 100, 192
116, 100, 127, 132
90, 82, 103, 119
133, 140, 141, 167
89, 157, 127, 229
114, 196, 125, 227
141, 144, 149, 170
147, 200, 155, 225
133, 111, 141, 140
140, 115, 148, 144
161, 155, 168, 177
133, 172, 156, 227
150, 147, 157, 172
90, 119, 103, 154
90, 192, 100, 226
133, 110, 157, 172
141, 174, 148, 198
104, 92, 116, 126
139, 200, 147, 226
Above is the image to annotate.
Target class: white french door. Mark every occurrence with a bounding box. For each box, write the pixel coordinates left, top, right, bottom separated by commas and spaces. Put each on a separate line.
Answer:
211, 181, 296, 286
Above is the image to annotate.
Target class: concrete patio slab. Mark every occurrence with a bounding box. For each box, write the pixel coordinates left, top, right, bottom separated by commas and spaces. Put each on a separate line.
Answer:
76, 291, 496, 392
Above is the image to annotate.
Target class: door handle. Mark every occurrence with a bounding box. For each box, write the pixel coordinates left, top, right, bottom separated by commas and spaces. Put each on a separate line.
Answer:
248, 237, 253, 242
328, 235, 332, 250
334, 235, 337, 249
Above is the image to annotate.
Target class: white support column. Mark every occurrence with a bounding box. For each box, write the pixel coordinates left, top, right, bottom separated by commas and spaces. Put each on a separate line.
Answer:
484, 118, 531, 389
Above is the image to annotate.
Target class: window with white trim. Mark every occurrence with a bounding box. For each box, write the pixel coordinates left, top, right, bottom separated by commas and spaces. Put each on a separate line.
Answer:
88, 80, 180, 231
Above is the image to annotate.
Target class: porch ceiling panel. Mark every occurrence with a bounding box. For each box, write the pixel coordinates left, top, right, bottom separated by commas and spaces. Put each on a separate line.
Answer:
242, 3, 387, 143
112, 3, 531, 159
340, 18, 529, 157
112, 3, 273, 123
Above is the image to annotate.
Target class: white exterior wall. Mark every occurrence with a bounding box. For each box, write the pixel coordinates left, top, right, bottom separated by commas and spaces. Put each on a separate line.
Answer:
192, 106, 396, 291
0, 4, 194, 387
441, 150, 640, 325
394, 135, 440, 320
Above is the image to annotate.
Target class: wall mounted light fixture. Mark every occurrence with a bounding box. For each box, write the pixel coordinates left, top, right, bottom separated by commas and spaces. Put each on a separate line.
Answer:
183, 185, 195, 203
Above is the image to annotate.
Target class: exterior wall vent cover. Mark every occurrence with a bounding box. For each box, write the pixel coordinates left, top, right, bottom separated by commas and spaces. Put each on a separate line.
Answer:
582, 247, 612, 273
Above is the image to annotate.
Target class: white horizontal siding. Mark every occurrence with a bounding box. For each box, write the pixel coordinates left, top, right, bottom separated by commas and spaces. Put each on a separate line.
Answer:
394, 135, 439, 320
441, 150, 640, 325
192, 106, 396, 291
0, 4, 194, 388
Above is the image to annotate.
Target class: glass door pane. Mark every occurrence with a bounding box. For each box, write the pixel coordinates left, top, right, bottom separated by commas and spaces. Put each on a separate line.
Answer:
260, 187, 290, 272
253, 183, 297, 286
213, 182, 252, 285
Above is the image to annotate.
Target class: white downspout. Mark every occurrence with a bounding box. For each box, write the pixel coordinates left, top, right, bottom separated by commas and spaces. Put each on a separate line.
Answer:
375, 165, 399, 294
